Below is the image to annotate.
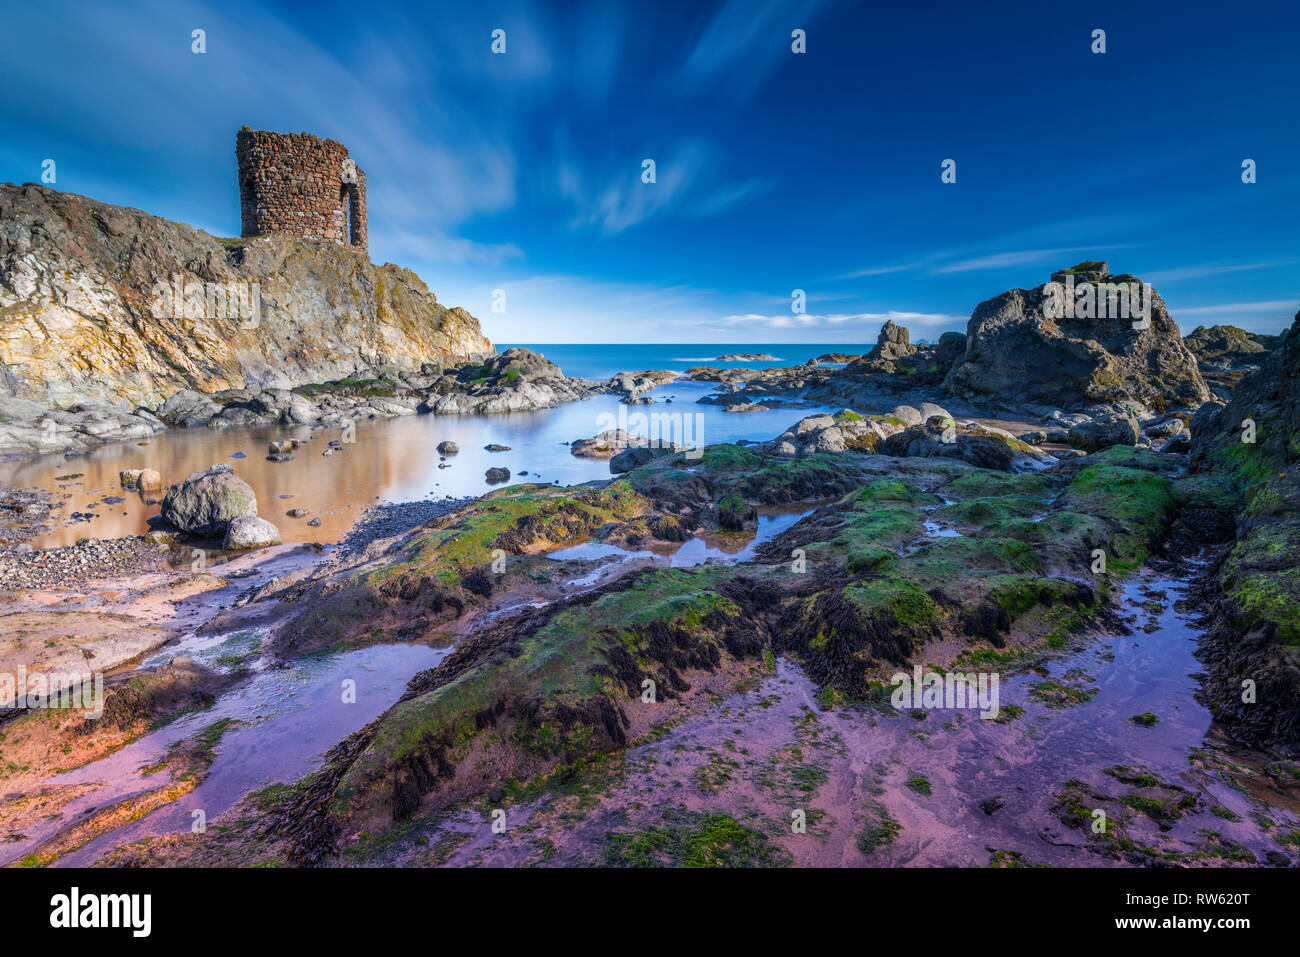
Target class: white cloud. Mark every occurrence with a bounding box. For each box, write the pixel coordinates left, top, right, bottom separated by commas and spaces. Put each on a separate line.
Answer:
1144, 262, 1283, 284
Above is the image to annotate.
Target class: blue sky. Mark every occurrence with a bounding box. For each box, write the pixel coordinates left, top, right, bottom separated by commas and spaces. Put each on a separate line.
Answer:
2, 0, 1297, 343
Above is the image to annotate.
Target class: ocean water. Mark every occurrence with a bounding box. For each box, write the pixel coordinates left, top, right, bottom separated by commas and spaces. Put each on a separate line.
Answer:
5, 345, 872, 548
503, 343, 870, 380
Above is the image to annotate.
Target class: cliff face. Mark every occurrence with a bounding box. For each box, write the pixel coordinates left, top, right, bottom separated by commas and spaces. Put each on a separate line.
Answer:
0, 184, 493, 409
1189, 311, 1300, 753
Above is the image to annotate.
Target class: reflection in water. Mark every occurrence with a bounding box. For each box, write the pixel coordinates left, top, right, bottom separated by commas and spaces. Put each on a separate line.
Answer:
16, 642, 450, 868
549, 510, 811, 576
2, 382, 834, 548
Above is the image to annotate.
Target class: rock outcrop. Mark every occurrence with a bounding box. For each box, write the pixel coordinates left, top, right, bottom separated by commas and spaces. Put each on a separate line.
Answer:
159, 463, 257, 537
873, 319, 916, 361
944, 263, 1209, 411
0, 183, 492, 410
1190, 310, 1299, 753
1184, 324, 1281, 371
420, 348, 607, 415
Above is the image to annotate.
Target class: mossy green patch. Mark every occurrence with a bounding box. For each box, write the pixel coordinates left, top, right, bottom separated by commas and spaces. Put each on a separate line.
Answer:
602, 808, 790, 867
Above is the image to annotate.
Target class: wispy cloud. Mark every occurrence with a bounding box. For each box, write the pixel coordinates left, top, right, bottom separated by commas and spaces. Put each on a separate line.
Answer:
931, 246, 1135, 274
832, 262, 925, 280
713, 310, 966, 333
374, 229, 524, 268
1144, 262, 1284, 284
557, 140, 772, 234
1173, 300, 1297, 318
680, 0, 832, 98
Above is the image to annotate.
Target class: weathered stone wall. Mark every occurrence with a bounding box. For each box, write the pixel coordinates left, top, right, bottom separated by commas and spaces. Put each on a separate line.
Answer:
236, 128, 368, 253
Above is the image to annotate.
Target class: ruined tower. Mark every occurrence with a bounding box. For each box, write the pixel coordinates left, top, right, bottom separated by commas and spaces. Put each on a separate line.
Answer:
236, 127, 367, 253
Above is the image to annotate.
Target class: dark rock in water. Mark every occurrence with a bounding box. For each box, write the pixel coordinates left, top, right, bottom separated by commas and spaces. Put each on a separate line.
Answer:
437, 441, 459, 455
485, 444, 511, 451
1067, 411, 1140, 452
306, 517, 322, 527
944, 262, 1209, 411
715, 496, 757, 531
485, 467, 511, 484
266, 452, 295, 463
286, 507, 310, 518
649, 514, 690, 542
609, 445, 681, 473
160, 464, 257, 536
980, 796, 1006, 816
229, 451, 246, 459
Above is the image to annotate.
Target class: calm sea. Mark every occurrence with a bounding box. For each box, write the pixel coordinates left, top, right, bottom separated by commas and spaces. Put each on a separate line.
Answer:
502, 343, 871, 380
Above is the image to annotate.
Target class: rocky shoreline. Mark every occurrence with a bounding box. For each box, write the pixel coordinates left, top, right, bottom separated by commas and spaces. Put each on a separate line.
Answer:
1, 259, 1297, 869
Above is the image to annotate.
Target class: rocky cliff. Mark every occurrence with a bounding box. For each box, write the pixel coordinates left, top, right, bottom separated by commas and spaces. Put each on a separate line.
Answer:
944, 262, 1209, 412
0, 184, 492, 410
1191, 311, 1299, 753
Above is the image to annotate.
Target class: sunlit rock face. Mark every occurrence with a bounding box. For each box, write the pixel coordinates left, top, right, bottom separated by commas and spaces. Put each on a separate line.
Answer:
944, 263, 1209, 412
0, 183, 493, 411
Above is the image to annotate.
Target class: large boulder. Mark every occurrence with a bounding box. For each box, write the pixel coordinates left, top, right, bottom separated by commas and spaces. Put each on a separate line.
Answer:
223, 515, 282, 550
157, 389, 221, 427
1067, 411, 1141, 452
160, 463, 258, 536
769, 409, 894, 457
944, 263, 1209, 411
936, 331, 966, 371
881, 416, 1055, 472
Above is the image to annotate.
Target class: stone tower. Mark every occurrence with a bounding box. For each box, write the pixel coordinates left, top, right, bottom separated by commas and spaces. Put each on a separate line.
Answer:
236, 127, 367, 253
